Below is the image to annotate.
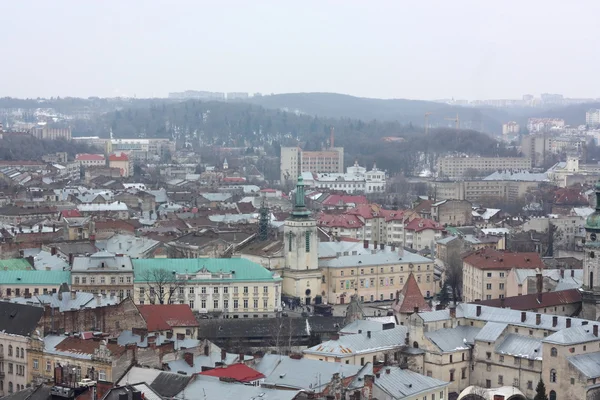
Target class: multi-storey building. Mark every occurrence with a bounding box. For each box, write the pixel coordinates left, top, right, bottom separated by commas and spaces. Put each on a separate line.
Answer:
319, 240, 436, 304
430, 199, 472, 226
502, 121, 520, 135
586, 109, 600, 127
404, 218, 444, 250
29, 125, 72, 140
437, 156, 532, 179
280, 146, 344, 184
301, 161, 386, 193
108, 152, 130, 177
132, 258, 282, 318
0, 302, 44, 397
75, 153, 106, 168
462, 248, 545, 302
432, 179, 540, 203
71, 252, 134, 300
527, 118, 565, 133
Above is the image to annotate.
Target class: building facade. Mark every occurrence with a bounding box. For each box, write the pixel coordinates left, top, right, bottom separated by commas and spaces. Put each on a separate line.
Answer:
437, 157, 532, 179
280, 146, 344, 184
71, 252, 134, 300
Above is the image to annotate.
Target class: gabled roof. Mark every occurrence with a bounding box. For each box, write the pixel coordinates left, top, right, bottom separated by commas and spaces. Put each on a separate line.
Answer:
0, 302, 43, 336
321, 194, 368, 207
318, 213, 364, 229
137, 304, 198, 331
425, 326, 480, 352
404, 217, 443, 232
76, 153, 105, 161
199, 364, 264, 383
495, 334, 542, 360
474, 289, 581, 310
568, 351, 600, 379
109, 152, 129, 161
392, 272, 431, 313
374, 366, 448, 399
304, 326, 407, 357
463, 248, 544, 270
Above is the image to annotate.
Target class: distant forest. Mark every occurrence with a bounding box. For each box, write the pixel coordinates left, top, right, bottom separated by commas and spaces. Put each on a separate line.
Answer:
0, 136, 98, 161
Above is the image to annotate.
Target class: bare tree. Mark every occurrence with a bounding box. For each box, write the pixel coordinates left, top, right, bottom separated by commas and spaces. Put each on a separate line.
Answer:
270, 317, 295, 355
141, 268, 186, 305
445, 252, 463, 303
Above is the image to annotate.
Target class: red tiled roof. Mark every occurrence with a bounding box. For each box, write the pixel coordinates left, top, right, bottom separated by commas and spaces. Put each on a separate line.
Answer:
109, 152, 129, 161
473, 289, 581, 310
222, 177, 246, 183
392, 272, 431, 313
137, 304, 198, 331
61, 209, 82, 218
412, 199, 432, 214
321, 194, 369, 207
404, 218, 443, 232
236, 202, 256, 214
55, 337, 125, 356
200, 364, 265, 383
553, 187, 588, 206
318, 213, 363, 229
260, 188, 277, 193
76, 153, 105, 161
463, 248, 544, 271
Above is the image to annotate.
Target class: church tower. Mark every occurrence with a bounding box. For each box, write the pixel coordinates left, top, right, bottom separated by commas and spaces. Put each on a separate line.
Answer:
283, 176, 321, 305
582, 181, 600, 321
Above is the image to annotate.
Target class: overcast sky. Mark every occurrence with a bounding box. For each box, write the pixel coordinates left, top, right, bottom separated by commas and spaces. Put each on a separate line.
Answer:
2, 0, 600, 100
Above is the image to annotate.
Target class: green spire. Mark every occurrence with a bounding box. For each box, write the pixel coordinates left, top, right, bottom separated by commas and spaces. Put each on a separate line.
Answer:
291, 175, 311, 218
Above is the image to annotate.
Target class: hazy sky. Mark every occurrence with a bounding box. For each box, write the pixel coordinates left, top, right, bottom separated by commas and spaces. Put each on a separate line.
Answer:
2, 1, 600, 100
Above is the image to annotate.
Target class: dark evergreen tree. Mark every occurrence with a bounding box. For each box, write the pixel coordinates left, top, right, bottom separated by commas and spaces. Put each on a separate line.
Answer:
534, 380, 549, 400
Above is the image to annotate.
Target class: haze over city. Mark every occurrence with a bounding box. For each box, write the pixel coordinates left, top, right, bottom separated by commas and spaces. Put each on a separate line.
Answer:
2, 0, 600, 99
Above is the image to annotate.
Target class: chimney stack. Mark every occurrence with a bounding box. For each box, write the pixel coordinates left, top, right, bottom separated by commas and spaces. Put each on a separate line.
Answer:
566, 318, 572, 328
221, 348, 226, 362
536, 313, 541, 325
51, 247, 57, 256
521, 312, 527, 323
413, 306, 419, 314
500, 297, 505, 308
373, 240, 378, 250
391, 245, 396, 252
594, 325, 599, 337
183, 352, 194, 368
330, 333, 340, 340
536, 271, 543, 303
204, 344, 209, 356
476, 305, 482, 317
71, 291, 76, 300
385, 368, 390, 374
571, 269, 575, 277
552, 316, 558, 327
367, 331, 371, 339
380, 243, 385, 250
450, 305, 456, 319
363, 240, 369, 249
560, 269, 565, 279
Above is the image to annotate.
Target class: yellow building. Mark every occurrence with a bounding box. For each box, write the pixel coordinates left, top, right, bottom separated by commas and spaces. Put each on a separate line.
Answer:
108, 152, 130, 177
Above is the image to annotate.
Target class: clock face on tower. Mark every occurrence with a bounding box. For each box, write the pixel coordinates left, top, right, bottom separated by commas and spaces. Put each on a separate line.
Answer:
592, 233, 597, 242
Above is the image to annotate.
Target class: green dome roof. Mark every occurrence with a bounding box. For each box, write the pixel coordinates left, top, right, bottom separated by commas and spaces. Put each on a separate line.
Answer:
586, 212, 600, 230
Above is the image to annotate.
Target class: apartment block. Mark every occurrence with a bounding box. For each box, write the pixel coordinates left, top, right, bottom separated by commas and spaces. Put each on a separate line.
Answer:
437, 156, 532, 179
280, 146, 344, 183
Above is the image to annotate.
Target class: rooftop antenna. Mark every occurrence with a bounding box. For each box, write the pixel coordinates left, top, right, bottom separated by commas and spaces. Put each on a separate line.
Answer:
330, 126, 335, 149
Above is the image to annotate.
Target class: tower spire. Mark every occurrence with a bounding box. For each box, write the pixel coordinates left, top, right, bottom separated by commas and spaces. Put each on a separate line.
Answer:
291, 176, 311, 218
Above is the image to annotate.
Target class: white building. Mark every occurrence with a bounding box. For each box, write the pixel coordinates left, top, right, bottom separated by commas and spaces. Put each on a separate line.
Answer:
527, 118, 565, 133
586, 109, 600, 127
502, 121, 520, 135
301, 161, 386, 194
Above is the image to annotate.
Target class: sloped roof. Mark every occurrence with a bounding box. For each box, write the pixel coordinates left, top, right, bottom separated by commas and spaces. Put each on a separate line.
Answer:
321, 194, 368, 207
392, 272, 431, 313
318, 213, 364, 229
405, 217, 443, 232
0, 302, 43, 336
199, 364, 264, 382
568, 351, 600, 379
76, 154, 105, 161
474, 289, 581, 310
304, 326, 407, 357
495, 334, 542, 360
374, 366, 448, 399
425, 326, 480, 352
137, 304, 198, 331
463, 248, 544, 270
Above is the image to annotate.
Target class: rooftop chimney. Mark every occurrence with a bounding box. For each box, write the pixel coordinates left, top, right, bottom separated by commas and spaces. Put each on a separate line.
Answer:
183, 352, 194, 368
476, 305, 482, 317
330, 333, 340, 340
221, 348, 227, 362
552, 316, 558, 327
560, 269, 565, 279
450, 305, 456, 319
571, 269, 575, 277
385, 368, 391, 374
373, 240, 378, 250
380, 243, 385, 250
500, 297, 505, 309
363, 240, 369, 249
536, 271, 543, 303
536, 313, 541, 325
71, 291, 76, 300
521, 312, 527, 323
367, 331, 371, 339
414, 306, 419, 314
204, 344, 209, 356
594, 325, 599, 338
51, 247, 57, 256
391, 245, 396, 252
566, 318, 572, 328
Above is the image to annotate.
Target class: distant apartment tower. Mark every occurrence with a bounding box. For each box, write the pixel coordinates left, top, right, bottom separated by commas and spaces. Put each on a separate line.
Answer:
30, 125, 72, 140
168, 90, 225, 101
227, 92, 249, 101
502, 121, 520, 135
280, 147, 344, 183
586, 109, 600, 127
437, 156, 532, 179
527, 118, 565, 133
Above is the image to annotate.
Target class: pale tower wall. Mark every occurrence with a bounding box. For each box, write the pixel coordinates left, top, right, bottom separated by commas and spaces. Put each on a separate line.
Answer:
283, 176, 322, 305
582, 182, 600, 321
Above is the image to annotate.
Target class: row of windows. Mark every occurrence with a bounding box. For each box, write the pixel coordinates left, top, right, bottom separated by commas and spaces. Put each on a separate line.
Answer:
335, 274, 432, 289
140, 286, 270, 295
74, 276, 132, 284
4, 288, 57, 296
338, 265, 431, 276
188, 298, 269, 309
0, 345, 24, 358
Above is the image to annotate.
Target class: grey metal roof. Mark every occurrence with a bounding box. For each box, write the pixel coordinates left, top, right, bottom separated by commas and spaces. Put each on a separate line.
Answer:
0, 302, 44, 336
568, 351, 600, 378
483, 171, 549, 182
374, 366, 448, 399
544, 326, 600, 345
96, 234, 160, 258
495, 334, 542, 360
11, 291, 118, 312
304, 325, 408, 357
117, 330, 200, 351
255, 354, 363, 391
319, 248, 432, 268
174, 375, 299, 400
474, 322, 508, 342
419, 304, 593, 333
72, 252, 133, 271
425, 326, 480, 352
340, 319, 392, 335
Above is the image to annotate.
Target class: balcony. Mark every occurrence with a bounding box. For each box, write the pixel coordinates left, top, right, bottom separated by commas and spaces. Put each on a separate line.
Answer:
0, 372, 5, 379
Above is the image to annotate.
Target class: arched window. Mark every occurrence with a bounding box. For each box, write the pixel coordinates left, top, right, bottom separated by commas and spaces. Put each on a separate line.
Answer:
413, 341, 419, 349
8, 345, 12, 356
549, 390, 556, 400
550, 369, 557, 383
551, 347, 558, 357
20, 348, 24, 358
15, 347, 19, 357
0, 344, 3, 355
8, 382, 13, 394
